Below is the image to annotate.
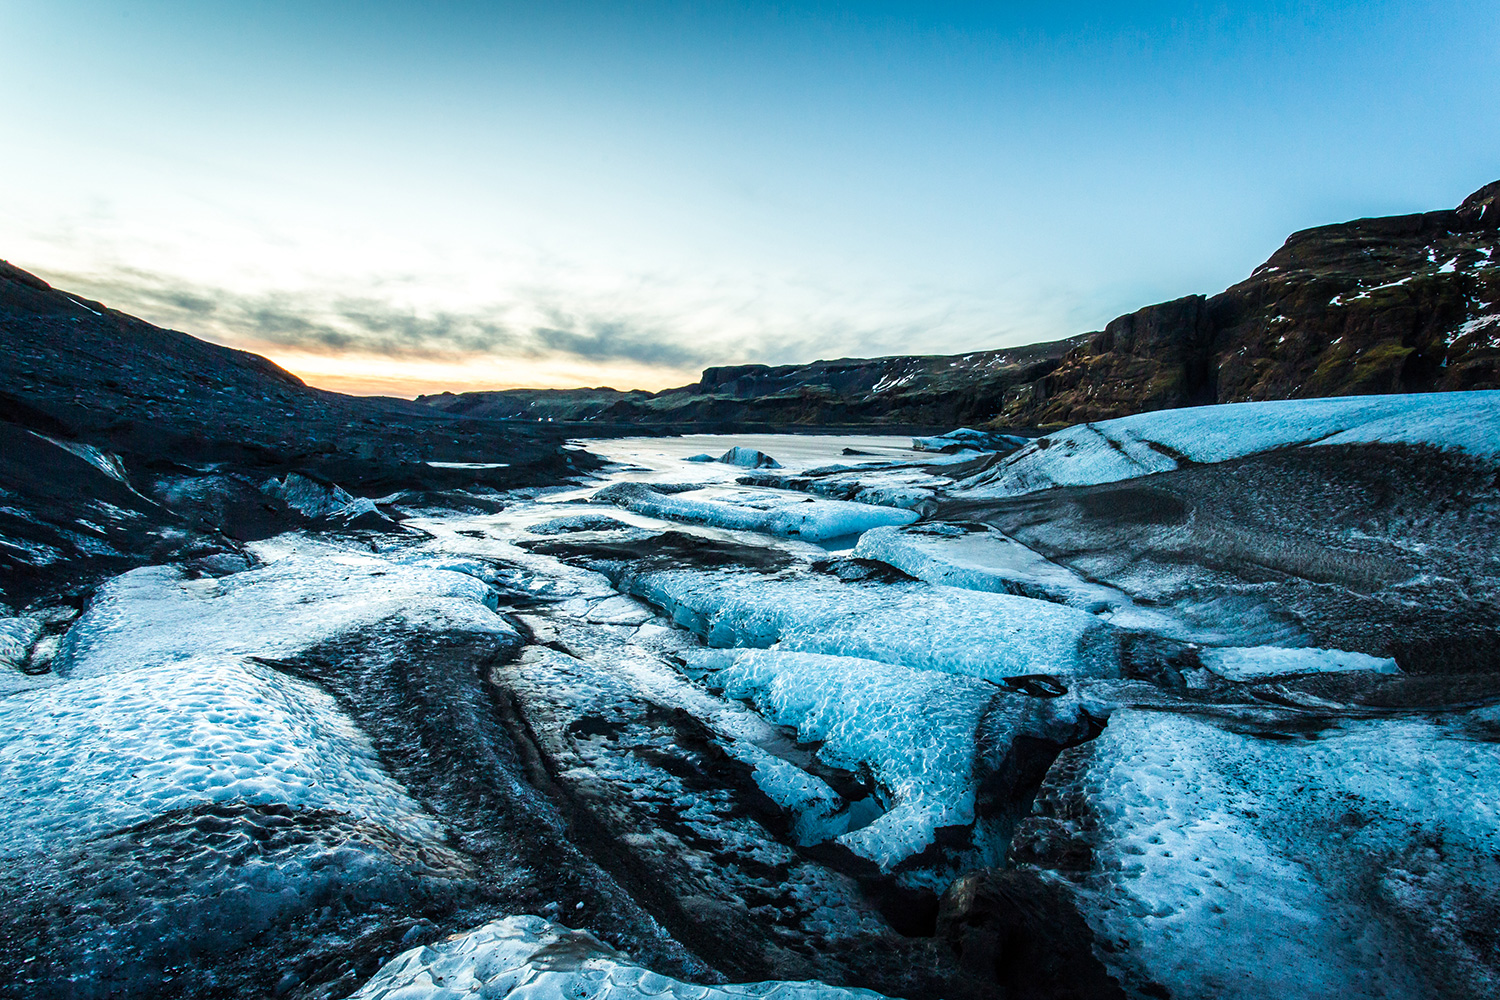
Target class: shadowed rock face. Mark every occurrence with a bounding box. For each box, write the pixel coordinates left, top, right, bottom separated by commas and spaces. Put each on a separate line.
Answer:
421, 181, 1500, 431
1022, 184, 1500, 426
0, 260, 592, 605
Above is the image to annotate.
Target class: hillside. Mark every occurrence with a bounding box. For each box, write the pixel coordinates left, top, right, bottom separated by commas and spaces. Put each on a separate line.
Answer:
422, 180, 1500, 430
0, 260, 585, 603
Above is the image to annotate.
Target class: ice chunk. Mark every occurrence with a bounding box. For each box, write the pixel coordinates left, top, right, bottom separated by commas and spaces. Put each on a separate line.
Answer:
350, 914, 891, 1000
688, 648, 996, 868
611, 565, 1119, 682
0, 654, 444, 856
263, 472, 389, 523
527, 513, 633, 534
719, 445, 782, 468
1016, 709, 1500, 999
1199, 645, 1400, 680
592, 482, 917, 541
959, 391, 1500, 497
912, 428, 1030, 453
55, 535, 511, 679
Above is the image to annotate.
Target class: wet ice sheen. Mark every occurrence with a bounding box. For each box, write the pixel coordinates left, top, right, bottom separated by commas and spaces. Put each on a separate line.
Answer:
616, 566, 1119, 682
686, 648, 996, 869
349, 915, 893, 1000
593, 482, 916, 541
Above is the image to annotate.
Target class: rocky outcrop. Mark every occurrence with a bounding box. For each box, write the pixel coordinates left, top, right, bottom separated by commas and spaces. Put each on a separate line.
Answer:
420, 339, 1085, 430
424, 181, 1500, 431
0, 261, 589, 606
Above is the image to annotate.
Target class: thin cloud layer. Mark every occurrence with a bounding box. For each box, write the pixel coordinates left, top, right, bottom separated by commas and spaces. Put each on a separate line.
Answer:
48, 266, 723, 373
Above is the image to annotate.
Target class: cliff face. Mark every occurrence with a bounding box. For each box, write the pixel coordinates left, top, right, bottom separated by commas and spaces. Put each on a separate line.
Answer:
1009, 180, 1500, 426
424, 181, 1500, 431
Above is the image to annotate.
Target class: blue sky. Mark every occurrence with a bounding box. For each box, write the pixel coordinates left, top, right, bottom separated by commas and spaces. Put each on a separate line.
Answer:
2, 1, 1496, 394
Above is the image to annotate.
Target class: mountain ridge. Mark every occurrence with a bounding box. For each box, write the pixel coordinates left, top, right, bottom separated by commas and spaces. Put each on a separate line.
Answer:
422, 180, 1500, 430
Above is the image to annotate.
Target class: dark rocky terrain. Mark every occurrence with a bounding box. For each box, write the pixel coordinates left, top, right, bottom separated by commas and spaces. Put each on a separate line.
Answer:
419, 338, 1084, 432
0, 260, 589, 606
423, 180, 1500, 430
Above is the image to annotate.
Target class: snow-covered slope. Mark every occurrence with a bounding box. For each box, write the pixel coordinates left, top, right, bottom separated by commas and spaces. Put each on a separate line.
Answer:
957, 390, 1500, 497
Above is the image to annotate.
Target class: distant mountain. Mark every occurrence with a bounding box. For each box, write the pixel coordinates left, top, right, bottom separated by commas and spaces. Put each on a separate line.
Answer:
419, 337, 1085, 431
423, 180, 1500, 430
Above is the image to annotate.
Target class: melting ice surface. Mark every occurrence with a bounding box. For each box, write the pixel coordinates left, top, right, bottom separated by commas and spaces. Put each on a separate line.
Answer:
350, 916, 889, 1000
10, 425, 1478, 1000
958, 390, 1500, 497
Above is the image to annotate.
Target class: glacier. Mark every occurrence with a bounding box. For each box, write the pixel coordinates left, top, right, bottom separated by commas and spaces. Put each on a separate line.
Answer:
957, 390, 1500, 497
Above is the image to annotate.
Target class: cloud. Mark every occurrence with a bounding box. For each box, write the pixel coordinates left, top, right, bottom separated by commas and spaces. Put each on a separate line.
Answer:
40, 265, 724, 372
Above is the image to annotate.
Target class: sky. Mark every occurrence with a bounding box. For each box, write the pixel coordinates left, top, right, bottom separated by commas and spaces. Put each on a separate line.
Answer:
1, 2, 1497, 397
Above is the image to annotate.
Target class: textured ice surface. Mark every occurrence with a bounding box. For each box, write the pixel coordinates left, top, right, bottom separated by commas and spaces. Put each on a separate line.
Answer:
0, 615, 50, 694
264, 472, 386, 522
593, 482, 916, 541
0, 654, 444, 856
3, 533, 509, 854
56, 535, 509, 678
527, 513, 634, 535
617, 566, 1118, 681
0, 614, 40, 670
720, 446, 782, 468
1023, 708, 1500, 999
959, 390, 1500, 497
911, 428, 1029, 453
687, 648, 995, 868
350, 915, 891, 1000
1199, 645, 1400, 680
851, 524, 1183, 632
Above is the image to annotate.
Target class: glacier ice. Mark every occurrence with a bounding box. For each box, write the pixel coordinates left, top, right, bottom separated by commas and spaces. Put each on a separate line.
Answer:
1016, 708, 1500, 999
911, 428, 1029, 453
55, 535, 510, 679
263, 471, 388, 523
0, 654, 445, 856
592, 482, 917, 541
958, 390, 1500, 497
851, 523, 1182, 630
720, 445, 783, 468
1199, 645, 1400, 680
685, 648, 997, 869
607, 563, 1120, 682
349, 915, 892, 1000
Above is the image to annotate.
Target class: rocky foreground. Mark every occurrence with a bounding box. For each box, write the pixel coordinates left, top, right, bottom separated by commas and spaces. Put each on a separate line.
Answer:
423, 180, 1500, 430
2, 387, 1499, 999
